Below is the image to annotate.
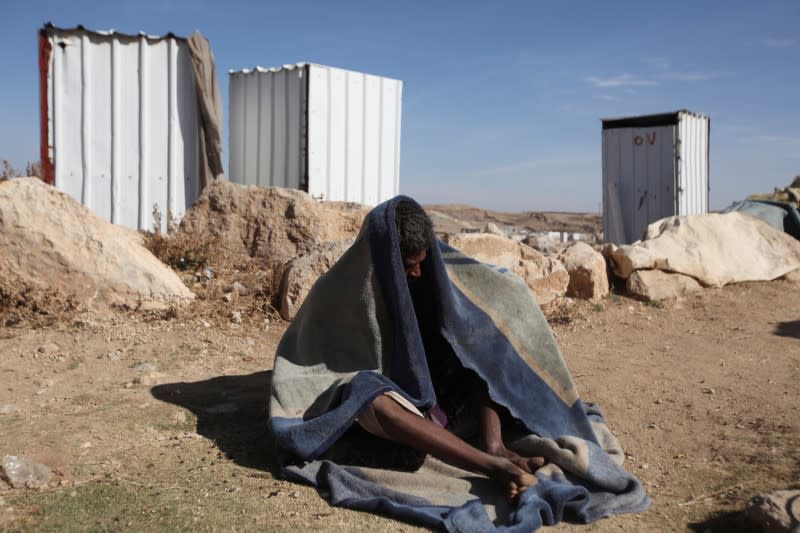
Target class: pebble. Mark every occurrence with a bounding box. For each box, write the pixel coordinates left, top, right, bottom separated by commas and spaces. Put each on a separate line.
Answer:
37, 343, 60, 355
701, 387, 715, 394
133, 363, 158, 374
231, 282, 249, 296
221, 293, 234, 303
230, 312, 242, 324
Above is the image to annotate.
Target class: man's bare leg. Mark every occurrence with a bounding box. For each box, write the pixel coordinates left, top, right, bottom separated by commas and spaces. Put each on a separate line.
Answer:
370, 395, 537, 501
472, 380, 546, 473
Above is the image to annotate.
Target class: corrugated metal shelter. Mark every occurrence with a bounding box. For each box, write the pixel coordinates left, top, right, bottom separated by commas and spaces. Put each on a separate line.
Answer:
39, 24, 218, 232
229, 63, 403, 205
602, 110, 710, 244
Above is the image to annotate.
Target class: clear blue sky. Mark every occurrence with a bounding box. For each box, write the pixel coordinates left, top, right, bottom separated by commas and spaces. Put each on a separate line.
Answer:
1, 1, 797, 212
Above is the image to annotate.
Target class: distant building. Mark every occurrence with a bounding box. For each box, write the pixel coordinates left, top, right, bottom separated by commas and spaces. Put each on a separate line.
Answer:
602, 110, 710, 244
228, 63, 403, 206
39, 24, 220, 232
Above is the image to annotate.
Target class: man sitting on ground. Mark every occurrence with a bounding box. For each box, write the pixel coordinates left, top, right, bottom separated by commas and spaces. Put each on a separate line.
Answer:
356, 200, 544, 500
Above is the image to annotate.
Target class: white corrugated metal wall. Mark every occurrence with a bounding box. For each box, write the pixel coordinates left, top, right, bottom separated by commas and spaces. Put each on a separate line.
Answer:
228, 65, 306, 190
306, 64, 402, 205
676, 112, 710, 216
46, 28, 199, 232
228, 63, 402, 206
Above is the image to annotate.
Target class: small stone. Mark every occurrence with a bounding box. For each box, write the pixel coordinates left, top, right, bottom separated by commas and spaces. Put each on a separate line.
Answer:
654, 399, 664, 404
231, 282, 248, 296
133, 363, 157, 374
0, 404, 16, 415
701, 387, 715, 394
37, 343, 60, 355
230, 311, 242, 324
639, 463, 649, 470
80, 442, 92, 449
221, 292, 234, 303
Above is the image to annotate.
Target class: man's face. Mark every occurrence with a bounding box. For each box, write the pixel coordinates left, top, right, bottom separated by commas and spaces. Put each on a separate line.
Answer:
403, 249, 427, 279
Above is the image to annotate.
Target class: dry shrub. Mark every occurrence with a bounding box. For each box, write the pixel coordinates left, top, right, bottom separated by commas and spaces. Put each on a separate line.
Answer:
0, 278, 82, 328
140, 229, 281, 326
0, 159, 43, 181
542, 298, 582, 325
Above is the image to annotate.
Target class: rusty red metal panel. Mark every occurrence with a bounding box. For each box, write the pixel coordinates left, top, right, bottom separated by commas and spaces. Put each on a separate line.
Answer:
38, 29, 54, 185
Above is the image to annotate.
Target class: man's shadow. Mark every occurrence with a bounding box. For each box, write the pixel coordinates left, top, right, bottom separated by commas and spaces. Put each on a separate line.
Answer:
774, 320, 800, 340
151, 371, 274, 471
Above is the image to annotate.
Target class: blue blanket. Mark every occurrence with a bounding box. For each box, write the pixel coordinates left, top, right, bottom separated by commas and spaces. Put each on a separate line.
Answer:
269, 196, 649, 531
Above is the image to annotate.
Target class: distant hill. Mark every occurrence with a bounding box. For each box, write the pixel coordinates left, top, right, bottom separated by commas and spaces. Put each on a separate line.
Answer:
424, 204, 601, 235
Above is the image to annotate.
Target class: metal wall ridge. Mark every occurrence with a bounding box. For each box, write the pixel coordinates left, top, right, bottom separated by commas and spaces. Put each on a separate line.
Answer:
229, 63, 309, 75
42, 22, 186, 43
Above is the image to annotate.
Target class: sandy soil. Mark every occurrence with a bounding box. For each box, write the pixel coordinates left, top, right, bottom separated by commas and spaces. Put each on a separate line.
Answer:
1, 276, 798, 531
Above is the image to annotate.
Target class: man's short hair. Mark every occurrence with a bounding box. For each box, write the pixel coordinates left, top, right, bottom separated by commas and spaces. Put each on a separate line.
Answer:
395, 201, 434, 258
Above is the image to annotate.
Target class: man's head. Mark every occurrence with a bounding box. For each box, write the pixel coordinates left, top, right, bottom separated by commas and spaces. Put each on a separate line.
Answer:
395, 200, 434, 278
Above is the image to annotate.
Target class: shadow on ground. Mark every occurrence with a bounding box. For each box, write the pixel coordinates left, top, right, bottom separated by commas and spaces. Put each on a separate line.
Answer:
151, 371, 274, 472
774, 320, 800, 340
689, 511, 753, 532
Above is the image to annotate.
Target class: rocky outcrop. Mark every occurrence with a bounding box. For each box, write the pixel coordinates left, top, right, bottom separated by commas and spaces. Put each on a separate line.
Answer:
275, 240, 353, 320
559, 242, 608, 301
179, 179, 368, 265
446, 233, 568, 305
0, 178, 195, 311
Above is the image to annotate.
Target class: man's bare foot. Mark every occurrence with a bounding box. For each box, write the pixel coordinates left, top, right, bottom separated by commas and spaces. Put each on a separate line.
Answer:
487, 456, 538, 502
487, 443, 545, 474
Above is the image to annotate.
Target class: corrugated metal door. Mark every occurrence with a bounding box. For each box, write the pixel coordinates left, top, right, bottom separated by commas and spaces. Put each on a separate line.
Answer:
44, 28, 200, 232
603, 125, 676, 243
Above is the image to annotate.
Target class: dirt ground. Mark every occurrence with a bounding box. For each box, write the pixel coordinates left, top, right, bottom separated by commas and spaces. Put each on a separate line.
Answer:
0, 275, 797, 531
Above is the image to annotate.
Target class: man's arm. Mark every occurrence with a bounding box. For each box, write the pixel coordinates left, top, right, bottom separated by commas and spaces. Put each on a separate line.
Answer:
369, 394, 536, 501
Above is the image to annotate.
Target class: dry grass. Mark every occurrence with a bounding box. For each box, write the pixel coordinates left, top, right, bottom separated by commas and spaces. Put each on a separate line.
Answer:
140, 228, 282, 327
0, 277, 82, 328
0, 159, 42, 181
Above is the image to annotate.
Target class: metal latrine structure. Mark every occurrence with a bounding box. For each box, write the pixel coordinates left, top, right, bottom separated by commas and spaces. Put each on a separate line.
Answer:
39, 24, 202, 232
229, 63, 403, 205
602, 110, 710, 244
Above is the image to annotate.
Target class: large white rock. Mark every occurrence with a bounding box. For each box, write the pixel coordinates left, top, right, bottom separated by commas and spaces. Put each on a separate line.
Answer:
559, 242, 609, 301
626, 269, 703, 301
611, 213, 800, 287
446, 233, 568, 305
0, 178, 194, 310
607, 244, 662, 279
